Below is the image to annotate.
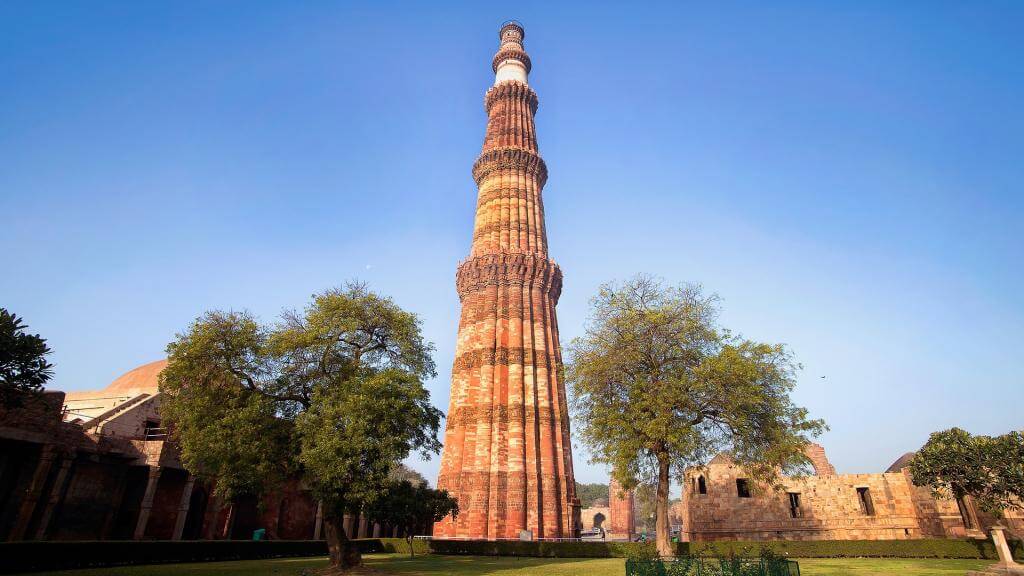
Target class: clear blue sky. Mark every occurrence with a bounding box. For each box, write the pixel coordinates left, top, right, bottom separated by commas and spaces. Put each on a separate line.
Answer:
2, 1, 1021, 486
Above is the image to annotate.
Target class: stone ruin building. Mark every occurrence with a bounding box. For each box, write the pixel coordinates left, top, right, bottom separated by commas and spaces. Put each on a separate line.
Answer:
680, 442, 1024, 542
0, 360, 408, 542
578, 478, 636, 541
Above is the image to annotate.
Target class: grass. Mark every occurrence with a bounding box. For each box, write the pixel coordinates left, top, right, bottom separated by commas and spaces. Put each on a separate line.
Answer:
798, 558, 990, 575
10, 556, 330, 576
14, 553, 994, 575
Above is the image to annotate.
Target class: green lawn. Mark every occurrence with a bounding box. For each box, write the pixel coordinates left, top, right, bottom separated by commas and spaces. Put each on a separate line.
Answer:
15, 553, 993, 575
798, 558, 989, 575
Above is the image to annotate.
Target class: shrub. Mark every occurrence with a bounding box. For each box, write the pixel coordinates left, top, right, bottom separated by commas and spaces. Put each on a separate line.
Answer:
374, 537, 432, 555
2, 536, 1019, 573
677, 538, 1024, 560
426, 537, 1022, 560
428, 539, 656, 558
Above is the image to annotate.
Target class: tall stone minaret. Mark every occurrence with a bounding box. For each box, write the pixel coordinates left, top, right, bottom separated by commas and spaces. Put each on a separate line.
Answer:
435, 21, 580, 540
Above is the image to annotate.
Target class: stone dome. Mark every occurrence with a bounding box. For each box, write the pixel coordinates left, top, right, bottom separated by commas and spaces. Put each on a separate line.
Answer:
104, 359, 167, 395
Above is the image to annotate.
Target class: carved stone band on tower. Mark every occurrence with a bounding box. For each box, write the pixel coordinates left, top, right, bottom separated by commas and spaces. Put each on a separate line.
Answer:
434, 22, 582, 540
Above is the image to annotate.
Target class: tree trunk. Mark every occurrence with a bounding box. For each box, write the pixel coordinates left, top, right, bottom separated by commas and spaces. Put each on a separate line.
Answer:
407, 534, 415, 557
324, 514, 361, 570
655, 453, 673, 558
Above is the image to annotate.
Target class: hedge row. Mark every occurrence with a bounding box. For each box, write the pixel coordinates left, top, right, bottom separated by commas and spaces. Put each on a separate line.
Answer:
430, 539, 657, 558
428, 538, 1024, 561
374, 537, 432, 556
2, 537, 1020, 573
682, 538, 1024, 560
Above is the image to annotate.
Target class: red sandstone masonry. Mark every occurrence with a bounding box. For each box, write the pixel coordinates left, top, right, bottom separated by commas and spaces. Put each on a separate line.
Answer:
434, 23, 580, 540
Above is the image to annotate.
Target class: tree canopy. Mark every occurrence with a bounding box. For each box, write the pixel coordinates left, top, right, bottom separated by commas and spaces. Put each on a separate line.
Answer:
159, 283, 446, 569
575, 482, 610, 508
566, 275, 825, 555
389, 463, 429, 488
909, 427, 1024, 517
0, 308, 54, 406
364, 479, 458, 556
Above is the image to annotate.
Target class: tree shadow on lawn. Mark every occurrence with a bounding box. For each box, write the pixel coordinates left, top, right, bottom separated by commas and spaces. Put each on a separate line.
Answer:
360, 554, 624, 576
361, 555, 996, 576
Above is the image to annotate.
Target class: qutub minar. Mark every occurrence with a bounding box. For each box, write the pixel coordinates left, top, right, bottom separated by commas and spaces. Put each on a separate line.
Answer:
434, 22, 582, 540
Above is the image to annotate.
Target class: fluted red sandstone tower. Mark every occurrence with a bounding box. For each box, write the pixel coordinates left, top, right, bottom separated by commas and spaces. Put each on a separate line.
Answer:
434, 22, 581, 540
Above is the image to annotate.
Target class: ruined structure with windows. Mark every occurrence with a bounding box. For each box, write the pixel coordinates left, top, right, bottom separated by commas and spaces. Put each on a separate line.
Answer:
679, 443, 1023, 542
0, 360, 408, 542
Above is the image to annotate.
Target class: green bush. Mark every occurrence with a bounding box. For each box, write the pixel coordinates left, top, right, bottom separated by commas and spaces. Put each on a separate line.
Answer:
2, 536, 1018, 573
626, 557, 800, 576
373, 537, 432, 555
680, 538, 1024, 560
428, 539, 657, 558
426, 537, 1022, 561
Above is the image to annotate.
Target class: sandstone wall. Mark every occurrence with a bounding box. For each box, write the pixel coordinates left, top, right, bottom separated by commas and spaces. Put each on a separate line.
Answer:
608, 478, 635, 540
684, 459, 948, 541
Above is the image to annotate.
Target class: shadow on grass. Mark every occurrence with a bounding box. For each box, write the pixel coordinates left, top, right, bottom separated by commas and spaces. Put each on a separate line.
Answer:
361, 553, 624, 576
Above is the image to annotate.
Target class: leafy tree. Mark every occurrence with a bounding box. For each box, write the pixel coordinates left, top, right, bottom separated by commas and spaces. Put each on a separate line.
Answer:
566, 275, 826, 556
389, 463, 429, 488
365, 479, 458, 556
910, 427, 1024, 517
575, 482, 610, 508
159, 283, 446, 570
0, 308, 54, 406
626, 482, 680, 536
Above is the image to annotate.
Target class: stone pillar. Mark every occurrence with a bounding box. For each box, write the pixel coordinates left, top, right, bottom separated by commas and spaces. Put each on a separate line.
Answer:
221, 503, 236, 539
372, 522, 381, 538
34, 452, 75, 540
8, 444, 56, 541
343, 514, 355, 537
132, 466, 163, 540
392, 524, 399, 538
171, 474, 196, 540
964, 495, 982, 532
358, 515, 369, 538
991, 526, 1021, 567
313, 501, 323, 540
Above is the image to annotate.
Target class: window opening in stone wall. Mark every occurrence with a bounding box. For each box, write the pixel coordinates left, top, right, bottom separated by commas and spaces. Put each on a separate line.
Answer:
788, 492, 802, 518
698, 476, 707, 495
857, 487, 875, 516
736, 478, 750, 498
143, 419, 166, 440
956, 497, 975, 529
